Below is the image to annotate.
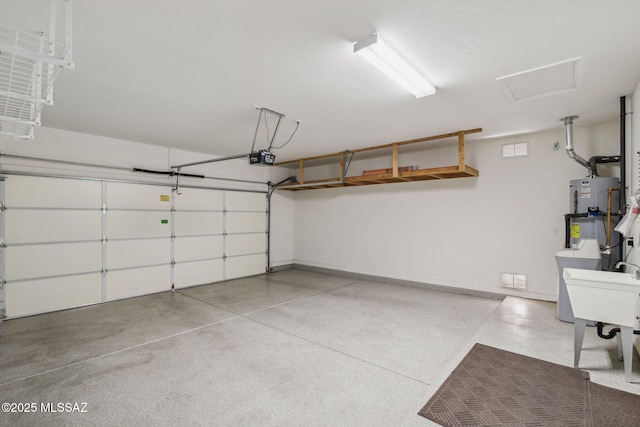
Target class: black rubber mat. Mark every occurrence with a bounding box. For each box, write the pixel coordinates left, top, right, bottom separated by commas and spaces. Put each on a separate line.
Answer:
418, 343, 640, 426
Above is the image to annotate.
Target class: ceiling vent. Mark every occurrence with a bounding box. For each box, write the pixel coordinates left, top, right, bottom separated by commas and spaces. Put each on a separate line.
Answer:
497, 57, 581, 102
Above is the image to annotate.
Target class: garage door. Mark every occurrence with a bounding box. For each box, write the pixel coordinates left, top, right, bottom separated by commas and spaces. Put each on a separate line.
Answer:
1, 175, 103, 319
173, 187, 267, 288
0, 174, 267, 318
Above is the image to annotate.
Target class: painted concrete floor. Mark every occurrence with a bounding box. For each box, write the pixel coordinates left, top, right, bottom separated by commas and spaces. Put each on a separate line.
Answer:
1, 268, 639, 426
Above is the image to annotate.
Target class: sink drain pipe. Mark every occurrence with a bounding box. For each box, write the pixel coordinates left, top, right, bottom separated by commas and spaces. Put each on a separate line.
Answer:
597, 322, 640, 340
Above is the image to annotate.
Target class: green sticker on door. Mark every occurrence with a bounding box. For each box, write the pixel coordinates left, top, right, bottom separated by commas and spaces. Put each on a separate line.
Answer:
161, 219, 169, 224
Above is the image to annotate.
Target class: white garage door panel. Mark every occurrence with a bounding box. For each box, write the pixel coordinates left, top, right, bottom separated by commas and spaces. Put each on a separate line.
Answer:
174, 259, 224, 289
106, 265, 171, 301
107, 182, 172, 210
5, 175, 101, 208
107, 211, 171, 239
2, 174, 269, 318
6, 242, 102, 281
174, 188, 223, 210
174, 212, 223, 236
226, 254, 265, 279
174, 236, 223, 262
226, 234, 265, 257
107, 239, 171, 269
225, 192, 265, 211
6, 274, 102, 318
226, 212, 266, 233
5, 210, 101, 244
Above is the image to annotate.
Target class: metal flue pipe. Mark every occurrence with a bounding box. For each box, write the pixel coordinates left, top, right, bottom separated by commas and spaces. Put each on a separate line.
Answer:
619, 96, 626, 214
561, 115, 593, 176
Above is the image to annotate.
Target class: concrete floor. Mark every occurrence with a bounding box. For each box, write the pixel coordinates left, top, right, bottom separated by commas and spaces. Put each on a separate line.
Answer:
1, 268, 639, 426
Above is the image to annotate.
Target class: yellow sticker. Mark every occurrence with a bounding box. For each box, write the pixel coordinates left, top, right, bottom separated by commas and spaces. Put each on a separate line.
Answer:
160, 195, 170, 202
571, 223, 580, 238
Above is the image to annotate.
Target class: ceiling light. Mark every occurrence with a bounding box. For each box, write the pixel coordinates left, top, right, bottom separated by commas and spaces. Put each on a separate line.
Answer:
354, 33, 436, 98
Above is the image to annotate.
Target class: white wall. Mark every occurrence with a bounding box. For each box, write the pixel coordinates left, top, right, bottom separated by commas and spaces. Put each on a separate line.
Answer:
270, 191, 295, 268
614, 87, 640, 353
631, 85, 640, 198
0, 126, 296, 268
292, 122, 620, 300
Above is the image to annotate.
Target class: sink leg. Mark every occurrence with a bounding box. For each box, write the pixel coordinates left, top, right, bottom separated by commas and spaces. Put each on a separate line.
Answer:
617, 331, 623, 361
574, 318, 587, 368
620, 326, 633, 382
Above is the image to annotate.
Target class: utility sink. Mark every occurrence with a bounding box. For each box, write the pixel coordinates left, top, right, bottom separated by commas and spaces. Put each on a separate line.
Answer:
563, 268, 640, 328
562, 268, 640, 382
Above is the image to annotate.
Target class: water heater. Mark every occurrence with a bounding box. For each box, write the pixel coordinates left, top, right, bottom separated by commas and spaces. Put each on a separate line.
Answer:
568, 176, 620, 267
569, 177, 619, 215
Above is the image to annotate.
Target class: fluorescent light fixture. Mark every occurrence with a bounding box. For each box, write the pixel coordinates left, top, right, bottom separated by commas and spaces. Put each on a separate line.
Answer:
354, 33, 435, 98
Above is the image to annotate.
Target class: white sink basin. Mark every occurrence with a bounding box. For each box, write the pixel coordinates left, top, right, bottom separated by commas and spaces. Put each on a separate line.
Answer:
563, 267, 640, 382
562, 268, 640, 328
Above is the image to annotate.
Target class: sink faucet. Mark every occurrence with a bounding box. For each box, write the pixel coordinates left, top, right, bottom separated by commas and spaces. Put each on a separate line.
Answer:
615, 262, 640, 279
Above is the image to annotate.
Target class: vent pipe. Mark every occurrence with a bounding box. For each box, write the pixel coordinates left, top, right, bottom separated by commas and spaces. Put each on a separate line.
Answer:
619, 96, 626, 214
561, 116, 593, 176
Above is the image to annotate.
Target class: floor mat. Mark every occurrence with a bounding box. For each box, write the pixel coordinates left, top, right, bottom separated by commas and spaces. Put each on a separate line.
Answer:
418, 343, 640, 426
588, 382, 640, 427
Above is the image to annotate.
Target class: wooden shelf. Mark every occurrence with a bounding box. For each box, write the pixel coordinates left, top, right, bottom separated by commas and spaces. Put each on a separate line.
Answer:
275, 128, 481, 191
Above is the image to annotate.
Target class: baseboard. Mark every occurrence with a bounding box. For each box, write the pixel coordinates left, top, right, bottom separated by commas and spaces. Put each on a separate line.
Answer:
269, 264, 294, 273
291, 263, 506, 301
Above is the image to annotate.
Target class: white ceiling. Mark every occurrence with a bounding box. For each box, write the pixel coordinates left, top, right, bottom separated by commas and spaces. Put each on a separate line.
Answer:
2, 0, 640, 161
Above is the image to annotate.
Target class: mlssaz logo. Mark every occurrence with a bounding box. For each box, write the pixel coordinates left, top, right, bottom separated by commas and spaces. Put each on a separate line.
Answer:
41, 402, 88, 413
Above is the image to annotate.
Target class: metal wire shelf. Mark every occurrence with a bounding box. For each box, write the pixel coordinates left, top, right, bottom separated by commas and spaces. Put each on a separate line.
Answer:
0, 0, 73, 140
